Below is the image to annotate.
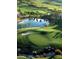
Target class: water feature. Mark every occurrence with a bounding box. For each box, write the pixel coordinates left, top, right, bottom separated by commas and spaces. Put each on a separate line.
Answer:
17, 18, 49, 29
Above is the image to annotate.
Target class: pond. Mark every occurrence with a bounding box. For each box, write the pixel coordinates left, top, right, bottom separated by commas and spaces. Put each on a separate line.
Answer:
17, 18, 49, 29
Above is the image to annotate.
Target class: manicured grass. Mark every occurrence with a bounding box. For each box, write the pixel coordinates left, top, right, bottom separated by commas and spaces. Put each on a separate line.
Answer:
17, 26, 61, 34
17, 55, 62, 59
17, 26, 62, 48
50, 38, 62, 48
54, 55, 62, 59
32, 2, 61, 10
28, 33, 50, 47
17, 56, 28, 59
33, 57, 48, 59
17, 0, 61, 16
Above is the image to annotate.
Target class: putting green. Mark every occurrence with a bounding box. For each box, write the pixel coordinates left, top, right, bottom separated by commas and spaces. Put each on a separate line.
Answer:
28, 33, 50, 47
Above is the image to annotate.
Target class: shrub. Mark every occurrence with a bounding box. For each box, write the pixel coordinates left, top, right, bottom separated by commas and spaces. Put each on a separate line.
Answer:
39, 31, 48, 35
55, 49, 62, 55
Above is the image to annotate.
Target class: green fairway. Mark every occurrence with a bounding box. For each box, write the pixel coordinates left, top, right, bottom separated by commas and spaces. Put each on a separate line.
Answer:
17, 26, 62, 48
17, 0, 61, 17
17, 26, 61, 34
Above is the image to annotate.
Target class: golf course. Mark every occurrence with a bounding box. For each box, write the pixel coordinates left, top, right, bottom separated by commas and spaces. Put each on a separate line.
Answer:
17, 0, 62, 59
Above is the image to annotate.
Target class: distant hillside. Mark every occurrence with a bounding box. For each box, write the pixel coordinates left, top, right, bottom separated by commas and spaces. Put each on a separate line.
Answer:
17, 0, 62, 17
